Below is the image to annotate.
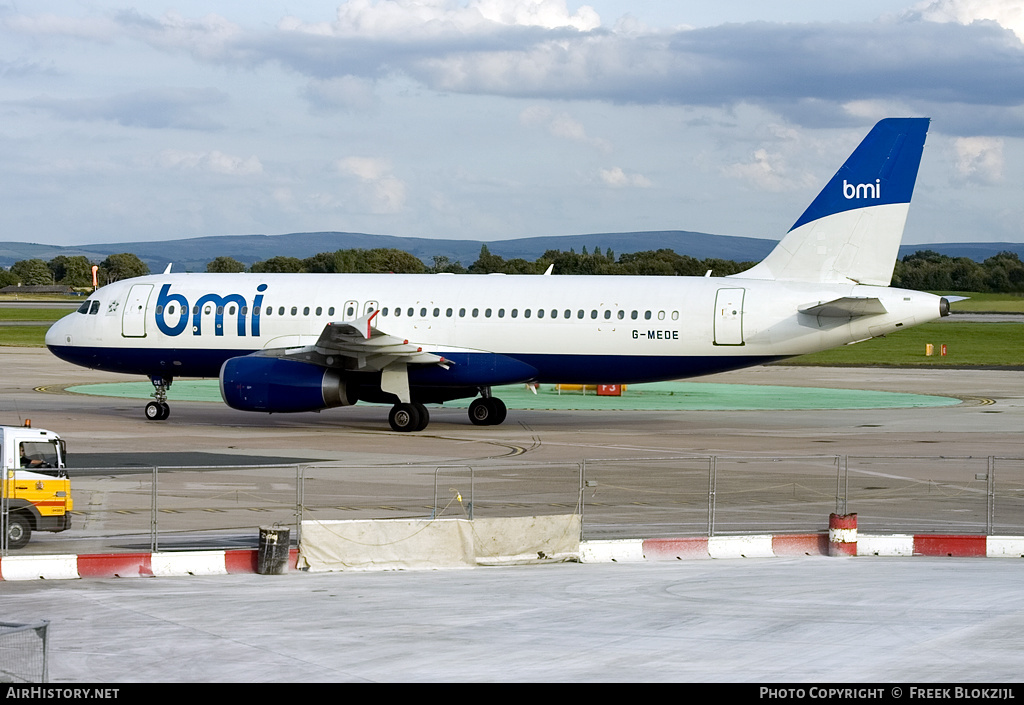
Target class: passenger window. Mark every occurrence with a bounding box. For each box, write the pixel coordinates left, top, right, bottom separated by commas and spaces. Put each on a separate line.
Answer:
328, 307, 335, 316
485, 308, 492, 318
617, 310, 624, 319
155, 305, 164, 315
577, 310, 584, 319
472, 308, 479, 318
204, 305, 212, 315
394, 308, 401, 317
591, 310, 598, 319
565, 310, 571, 319
658, 311, 665, 320
459, 308, 466, 317
303, 307, 310, 316
433, 308, 440, 317
278, 307, 285, 315
644, 311, 652, 320
316, 307, 322, 316
241, 306, 248, 315
446, 308, 453, 317
672, 311, 679, 321
407, 308, 414, 317
217, 306, 224, 315
498, 309, 505, 318
291, 307, 298, 316
604, 310, 611, 320
631, 310, 638, 320
265, 307, 272, 316
537, 309, 544, 319
510, 309, 516, 318
420, 308, 427, 317
254, 306, 260, 316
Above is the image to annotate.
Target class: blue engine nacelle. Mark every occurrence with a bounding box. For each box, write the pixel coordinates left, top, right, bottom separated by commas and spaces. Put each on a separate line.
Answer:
220, 356, 357, 413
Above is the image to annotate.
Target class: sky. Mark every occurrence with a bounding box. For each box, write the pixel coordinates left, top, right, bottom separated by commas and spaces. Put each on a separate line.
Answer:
1, 0, 1023, 250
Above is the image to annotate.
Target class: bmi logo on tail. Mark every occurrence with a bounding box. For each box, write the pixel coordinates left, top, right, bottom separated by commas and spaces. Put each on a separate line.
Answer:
843, 179, 881, 199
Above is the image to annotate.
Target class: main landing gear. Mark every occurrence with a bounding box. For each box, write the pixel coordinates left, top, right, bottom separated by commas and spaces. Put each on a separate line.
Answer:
145, 375, 172, 421
386, 391, 508, 432
468, 396, 507, 427
388, 403, 430, 432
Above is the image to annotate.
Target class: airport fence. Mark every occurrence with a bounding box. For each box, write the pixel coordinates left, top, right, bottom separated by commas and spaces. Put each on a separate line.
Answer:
3, 455, 1022, 557
0, 620, 49, 683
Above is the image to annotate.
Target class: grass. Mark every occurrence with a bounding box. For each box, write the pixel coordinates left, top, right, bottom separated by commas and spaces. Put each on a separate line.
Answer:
788, 321, 1024, 367
940, 292, 1024, 313
0, 326, 50, 347
0, 308, 73, 322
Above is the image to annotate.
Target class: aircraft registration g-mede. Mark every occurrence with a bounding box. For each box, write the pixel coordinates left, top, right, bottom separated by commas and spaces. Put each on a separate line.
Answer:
46, 118, 951, 432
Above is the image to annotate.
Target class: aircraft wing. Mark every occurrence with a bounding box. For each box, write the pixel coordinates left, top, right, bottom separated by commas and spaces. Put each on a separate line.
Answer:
799, 297, 888, 318
266, 310, 450, 371
312, 310, 449, 371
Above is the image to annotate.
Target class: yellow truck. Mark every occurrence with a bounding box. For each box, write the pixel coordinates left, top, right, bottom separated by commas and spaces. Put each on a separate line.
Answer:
1, 423, 73, 550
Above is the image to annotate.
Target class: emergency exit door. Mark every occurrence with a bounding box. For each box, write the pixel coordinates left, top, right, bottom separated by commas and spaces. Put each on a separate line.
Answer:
713, 288, 745, 346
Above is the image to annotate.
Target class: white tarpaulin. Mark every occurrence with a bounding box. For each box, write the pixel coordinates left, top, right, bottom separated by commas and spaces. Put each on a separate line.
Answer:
299, 515, 581, 572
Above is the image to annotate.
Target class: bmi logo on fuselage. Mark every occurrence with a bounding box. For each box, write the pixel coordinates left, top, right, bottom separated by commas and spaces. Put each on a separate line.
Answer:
843, 179, 881, 200
155, 283, 267, 337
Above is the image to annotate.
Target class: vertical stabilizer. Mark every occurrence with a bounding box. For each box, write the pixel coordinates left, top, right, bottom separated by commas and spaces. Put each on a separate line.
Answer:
734, 118, 930, 285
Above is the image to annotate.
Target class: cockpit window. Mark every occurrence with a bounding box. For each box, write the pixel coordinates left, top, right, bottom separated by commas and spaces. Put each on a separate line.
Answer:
77, 300, 91, 314
89, 301, 100, 315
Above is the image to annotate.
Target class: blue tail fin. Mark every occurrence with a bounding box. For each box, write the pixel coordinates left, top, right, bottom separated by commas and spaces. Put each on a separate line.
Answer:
735, 118, 930, 285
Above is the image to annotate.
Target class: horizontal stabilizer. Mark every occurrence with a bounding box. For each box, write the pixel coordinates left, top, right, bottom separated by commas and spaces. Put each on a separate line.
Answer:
799, 297, 887, 318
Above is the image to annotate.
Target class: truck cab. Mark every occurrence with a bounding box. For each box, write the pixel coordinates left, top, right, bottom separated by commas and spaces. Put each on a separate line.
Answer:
1, 423, 73, 550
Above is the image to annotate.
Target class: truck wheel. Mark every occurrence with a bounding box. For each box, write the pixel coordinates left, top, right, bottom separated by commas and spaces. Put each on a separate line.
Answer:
6, 514, 31, 550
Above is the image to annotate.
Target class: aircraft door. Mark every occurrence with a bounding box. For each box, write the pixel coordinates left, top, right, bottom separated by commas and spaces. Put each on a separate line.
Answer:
363, 300, 378, 316
713, 288, 745, 346
122, 284, 153, 338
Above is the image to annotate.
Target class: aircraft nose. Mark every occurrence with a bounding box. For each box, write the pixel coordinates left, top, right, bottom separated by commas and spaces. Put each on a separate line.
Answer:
45, 312, 73, 348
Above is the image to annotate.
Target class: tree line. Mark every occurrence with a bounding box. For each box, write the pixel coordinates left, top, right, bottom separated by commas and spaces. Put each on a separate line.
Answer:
3, 246, 1023, 294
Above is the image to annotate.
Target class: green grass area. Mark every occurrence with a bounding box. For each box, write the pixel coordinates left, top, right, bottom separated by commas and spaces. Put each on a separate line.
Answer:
939, 292, 1024, 313
0, 308, 73, 322
0, 325, 50, 347
788, 321, 1024, 367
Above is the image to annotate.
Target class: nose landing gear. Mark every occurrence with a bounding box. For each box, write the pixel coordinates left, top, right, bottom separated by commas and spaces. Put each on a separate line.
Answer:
146, 376, 172, 421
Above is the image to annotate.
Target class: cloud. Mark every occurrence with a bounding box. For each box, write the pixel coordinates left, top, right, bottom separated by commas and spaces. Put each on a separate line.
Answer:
953, 136, 1004, 183
908, 0, 1024, 42
159, 150, 264, 176
598, 166, 651, 188
302, 76, 379, 113
279, 0, 600, 38
337, 156, 407, 213
519, 105, 610, 150
6, 3, 1024, 137
19, 88, 228, 130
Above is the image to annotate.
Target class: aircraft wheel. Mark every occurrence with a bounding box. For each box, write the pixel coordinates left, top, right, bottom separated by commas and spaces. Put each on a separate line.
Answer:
145, 402, 163, 421
489, 398, 507, 426
469, 398, 506, 426
413, 403, 430, 431
6, 513, 31, 550
389, 403, 422, 432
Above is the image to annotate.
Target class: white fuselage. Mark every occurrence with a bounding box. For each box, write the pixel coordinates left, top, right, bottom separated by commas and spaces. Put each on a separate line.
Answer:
46, 272, 945, 384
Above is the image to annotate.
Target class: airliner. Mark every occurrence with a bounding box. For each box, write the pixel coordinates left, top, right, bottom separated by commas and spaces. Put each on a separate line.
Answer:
46, 118, 951, 432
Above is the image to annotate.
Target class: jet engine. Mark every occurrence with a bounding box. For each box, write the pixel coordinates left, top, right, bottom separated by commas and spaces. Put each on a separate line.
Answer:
219, 356, 357, 413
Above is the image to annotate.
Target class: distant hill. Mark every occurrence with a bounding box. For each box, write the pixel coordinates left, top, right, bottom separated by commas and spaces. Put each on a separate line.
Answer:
1, 231, 1021, 272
